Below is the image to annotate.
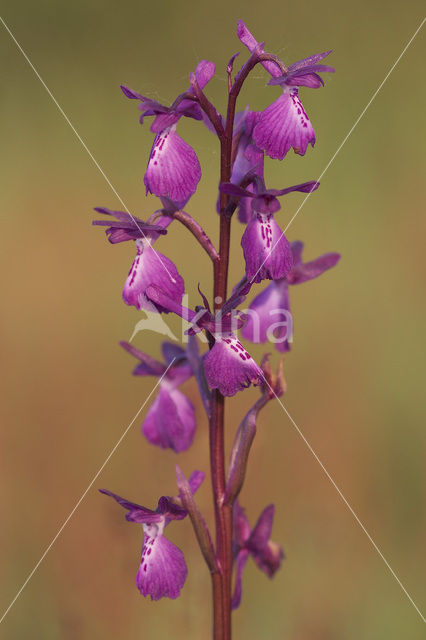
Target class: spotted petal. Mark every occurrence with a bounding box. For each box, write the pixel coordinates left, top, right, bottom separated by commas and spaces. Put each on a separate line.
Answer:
203, 334, 263, 397
253, 88, 315, 160
136, 523, 187, 600
241, 213, 292, 283
123, 240, 185, 312
144, 126, 201, 202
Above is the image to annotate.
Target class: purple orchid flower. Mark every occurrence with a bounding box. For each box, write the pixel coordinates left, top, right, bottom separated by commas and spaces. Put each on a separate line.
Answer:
232, 501, 284, 609
122, 60, 215, 202
93, 206, 185, 312
221, 179, 319, 283
237, 21, 334, 160
230, 109, 264, 223
121, 341, 196, 452
145, 285, 263, 397
242, 241, 341, 351
100, 470, 204, 600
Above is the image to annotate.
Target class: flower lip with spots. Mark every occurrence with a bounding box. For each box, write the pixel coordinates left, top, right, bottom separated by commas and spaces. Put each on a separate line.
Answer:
99, 471, 204, 601
121, 60, 215, 202
220, 179, 319, 284
93, 207, 185, 313
145, 284, 263, 397
237, 20, 334, 160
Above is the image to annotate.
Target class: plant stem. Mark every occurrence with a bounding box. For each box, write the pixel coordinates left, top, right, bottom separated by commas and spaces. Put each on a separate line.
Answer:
209, 83, 236, 640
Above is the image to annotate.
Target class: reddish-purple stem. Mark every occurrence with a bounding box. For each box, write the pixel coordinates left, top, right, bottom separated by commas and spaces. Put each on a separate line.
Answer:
196, 50, 287, 640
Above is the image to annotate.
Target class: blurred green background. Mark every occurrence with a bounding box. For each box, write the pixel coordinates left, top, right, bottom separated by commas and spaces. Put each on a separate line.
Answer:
1, 1, 425, 638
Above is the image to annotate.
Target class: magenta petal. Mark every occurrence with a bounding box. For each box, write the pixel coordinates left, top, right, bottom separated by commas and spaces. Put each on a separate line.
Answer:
241, 280, 289, 345
99, 489, 159, 519
241, 214, 292, 283
290, 240, 304, 265
142, 387, 196, 453
144, 126, 201, 202
231, 549, 250, 610
253, 89, 315, 160
288, 50, 333, 71
120, 341, 167, 377
123, 242, 185, 312
187, 470, 205, 494
233, 502, 251, 547
237, 21, 281, 78
287, 252, 341, 284
252, 539, 284, 578
161, 342, 186, 364
249, 504, 274, 550
203, 334, 263, 397
150, 112, 181, 133
137, 527, 187, 600
194, 59, 215, 89
145, 285, 197, 323
285, 72, 325, 89
238, 195, 253, 223
120, 85, 145, 100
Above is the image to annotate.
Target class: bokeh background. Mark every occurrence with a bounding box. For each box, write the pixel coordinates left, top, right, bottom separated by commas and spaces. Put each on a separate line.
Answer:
1, 1, 425, 638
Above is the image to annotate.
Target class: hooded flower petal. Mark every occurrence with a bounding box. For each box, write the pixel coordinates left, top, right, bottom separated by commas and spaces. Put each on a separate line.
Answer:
142, 386, 196, 452
92, 207, 168, 244
144, 126, 201, 202
120, 341, 167, 377
136, 522, 188, 600
233, 501, 252, 547
161, 342, 194, 388
235, 144, 264, 224
241, 279, 291, 351
241, 212, 292, 283
242, 242, 340, 352
237, 21, 282, 77
203, 334, 263, 397
229, 110, 264, 223
251, 539, 284, 578
231, 501, 284, 608
253, 88, 315, 160
123, 239, 185, 312
98, 489, 163, 523
248, 504, 275, 550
